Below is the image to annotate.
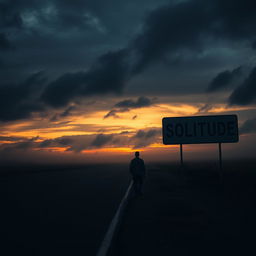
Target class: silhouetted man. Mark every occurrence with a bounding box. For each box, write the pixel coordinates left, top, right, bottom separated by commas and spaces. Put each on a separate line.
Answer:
130, 151, 146, 196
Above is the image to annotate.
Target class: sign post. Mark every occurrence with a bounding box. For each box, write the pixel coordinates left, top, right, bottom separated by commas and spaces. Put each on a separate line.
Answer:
180, 144, 183, 167
219, 142, 223, 182
162, 115, 239, 179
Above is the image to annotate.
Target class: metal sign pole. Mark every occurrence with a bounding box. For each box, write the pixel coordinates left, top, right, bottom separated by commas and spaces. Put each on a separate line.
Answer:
180, 144, 183, 168
218, 143, 223, 182
162, 115, 239, 178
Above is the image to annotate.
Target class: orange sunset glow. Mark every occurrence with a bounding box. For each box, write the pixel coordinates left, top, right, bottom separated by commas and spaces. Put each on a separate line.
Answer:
1, 97, 255, 164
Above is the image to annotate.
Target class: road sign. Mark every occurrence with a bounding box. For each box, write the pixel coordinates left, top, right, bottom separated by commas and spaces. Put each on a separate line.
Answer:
162, 115, 239, 145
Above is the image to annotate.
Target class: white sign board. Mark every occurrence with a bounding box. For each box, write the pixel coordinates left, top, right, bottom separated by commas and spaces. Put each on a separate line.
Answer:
162, 115, 239, 145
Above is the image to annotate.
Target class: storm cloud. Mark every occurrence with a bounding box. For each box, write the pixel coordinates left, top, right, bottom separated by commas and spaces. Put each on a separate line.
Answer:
90, 134, 114, 148
0, 33, 11, 50
0, 128, 161, 154
1, 0, 256, 121
0, 135, 25, 142
207, 67, 242, 92
132, 0, 256, 72
41, 49, 131, 108
229, 67, 256, 105
33, 0, 256, 109
103, 108, 129, 119
132, 129, 161, 148
0, 136, 39, 152
240, 117, 256, 134
0, 72, 46, 121
104, 96, 154, 119
115, 96, 154, 109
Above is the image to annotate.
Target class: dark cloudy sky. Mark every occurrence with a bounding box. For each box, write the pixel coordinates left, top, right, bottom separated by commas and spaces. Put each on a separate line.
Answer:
0, 0, 256, 164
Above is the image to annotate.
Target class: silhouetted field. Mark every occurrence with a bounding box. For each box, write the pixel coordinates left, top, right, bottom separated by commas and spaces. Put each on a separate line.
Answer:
1, 160, 256, 256
1, 164, 130, 256
114, 159, 256, 256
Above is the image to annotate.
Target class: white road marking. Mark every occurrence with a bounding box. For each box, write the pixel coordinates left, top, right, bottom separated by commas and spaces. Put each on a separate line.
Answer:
96, 180, 134, 256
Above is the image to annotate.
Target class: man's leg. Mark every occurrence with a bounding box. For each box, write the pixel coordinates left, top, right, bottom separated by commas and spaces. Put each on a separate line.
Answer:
138, 176, 143, 194
133, 176, 139, 195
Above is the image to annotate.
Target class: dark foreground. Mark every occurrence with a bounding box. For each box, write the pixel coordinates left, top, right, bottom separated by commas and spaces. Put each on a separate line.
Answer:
1, 161, 256, 256
1, 164, 130, 256
113, 161, 256, 256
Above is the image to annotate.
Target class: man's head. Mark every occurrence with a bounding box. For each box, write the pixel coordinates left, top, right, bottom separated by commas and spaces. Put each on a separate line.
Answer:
135, 151, 140, 158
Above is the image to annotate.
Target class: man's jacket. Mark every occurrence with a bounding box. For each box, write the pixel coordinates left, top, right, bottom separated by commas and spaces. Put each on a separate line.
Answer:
129, 157, 146, 177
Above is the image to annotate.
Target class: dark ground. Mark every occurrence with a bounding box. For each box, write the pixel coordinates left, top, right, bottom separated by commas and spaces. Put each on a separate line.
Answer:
1, 161, 256, 256
0, 164, 130, 256
114, 160, 256, 256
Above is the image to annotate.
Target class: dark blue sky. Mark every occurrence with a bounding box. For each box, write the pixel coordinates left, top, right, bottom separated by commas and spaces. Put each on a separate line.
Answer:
0, 0, 256, 163
1, 0, 256, 117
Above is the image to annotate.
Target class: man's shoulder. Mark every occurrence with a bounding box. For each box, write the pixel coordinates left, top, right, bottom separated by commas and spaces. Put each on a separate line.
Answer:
130, 158, 137, 165
131, 157, 144, 163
